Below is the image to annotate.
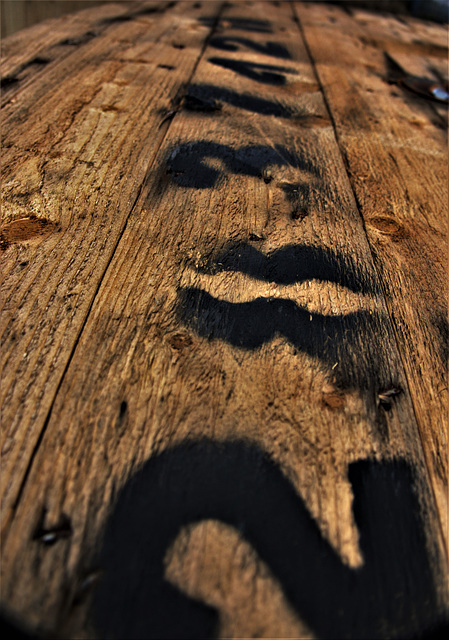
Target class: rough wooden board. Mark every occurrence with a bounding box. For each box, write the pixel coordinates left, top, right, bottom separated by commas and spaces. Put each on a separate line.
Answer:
350, 6, 449, 53
295, 1, 448, 551
425, 56, 449, 85
0, 1, 178, 108
1, 2, 447, 638
0, 1, 115, 39
390, 11, 448, 50
396, 13, 448, 119
1, 0, 221, 534
0, 1, 133, 79
348, 6, 448, 123
383, 50, 448, 125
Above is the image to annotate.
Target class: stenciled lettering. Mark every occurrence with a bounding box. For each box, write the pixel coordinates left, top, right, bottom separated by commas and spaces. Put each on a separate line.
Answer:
93, 440, 441, 639
208, 57, 297, 85
210, 36, 291, 59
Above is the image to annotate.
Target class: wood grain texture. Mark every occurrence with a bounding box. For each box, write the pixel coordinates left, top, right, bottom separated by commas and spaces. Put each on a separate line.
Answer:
0, 1, 174, 107
1, 0, 220, 532
1, 1, 448, 638
1, 1, 132, 81
1, 1, 111, 38
295, 0, 449, 553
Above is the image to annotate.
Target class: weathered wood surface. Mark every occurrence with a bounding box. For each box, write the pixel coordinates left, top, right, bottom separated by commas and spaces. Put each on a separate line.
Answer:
295, 0, 449, 550
0, 1, 113, 39
1, 1, 448, 638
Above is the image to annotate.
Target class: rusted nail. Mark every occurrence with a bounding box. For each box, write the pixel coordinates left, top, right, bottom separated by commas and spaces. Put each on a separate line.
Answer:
33, 513, 72, 545
401, 76, 449, 103
431, 85, 449, 101
378, 387, 401, 410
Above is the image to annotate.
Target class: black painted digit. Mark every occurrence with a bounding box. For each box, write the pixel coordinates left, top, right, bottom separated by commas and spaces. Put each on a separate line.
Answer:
93, 440, 443, 639
208, 57, 297, 85
194, 242, 376, 294
166, 142, 317, 189
199, 17, 273, 33
175, 239, 392, 392
210, 36, 291, 59
185, 83, 296, 118
177, 287, 388, 391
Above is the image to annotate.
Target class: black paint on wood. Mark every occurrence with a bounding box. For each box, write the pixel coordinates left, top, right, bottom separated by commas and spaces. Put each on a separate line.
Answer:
208, 57, 297, 85
183, 93, 221, 112
166, 142, 318, 189
185, 84, 296, 118
194, 242, 376, 294
199, 17, 273, 33
58, 31, 98, 47
100, 14, 133, 25
93, 440, 442, 639
135, 2, 177, 17
210, 36, 291, 59
1, 75, 19, 90
1, 57, 50, 91
177, 287, 388, 390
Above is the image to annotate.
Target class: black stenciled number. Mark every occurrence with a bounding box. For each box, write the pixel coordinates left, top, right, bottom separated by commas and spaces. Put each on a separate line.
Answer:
105, 34, 446, 639
178, 287, 383, 391
210, 36, 291, 59
166, 142, 317, 189
93, 439, 443, 639
208, 57, 296, 85
199, 17, 273, 33
185, 83, 297, 118
193, 242, 375, 294
175, 240, 393, 392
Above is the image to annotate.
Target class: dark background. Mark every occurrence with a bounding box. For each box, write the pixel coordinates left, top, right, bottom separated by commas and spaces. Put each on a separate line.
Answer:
1, 0, 447, 40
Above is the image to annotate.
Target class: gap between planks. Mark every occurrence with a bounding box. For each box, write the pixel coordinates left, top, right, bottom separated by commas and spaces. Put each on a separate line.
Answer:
293, 0, 448, 556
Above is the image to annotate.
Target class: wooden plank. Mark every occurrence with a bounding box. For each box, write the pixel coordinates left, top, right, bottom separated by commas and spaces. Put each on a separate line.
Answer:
349, 6, 448, 123
0, 1, 171, 108
351, 8, 449, 51
349, 6, 448, 52
384, 50, 448, 125
1, 0, 221, 535
0, 1, 112, 39
295, 1, 448, 551
1, 1, 447, 638
1, 1, 132, 79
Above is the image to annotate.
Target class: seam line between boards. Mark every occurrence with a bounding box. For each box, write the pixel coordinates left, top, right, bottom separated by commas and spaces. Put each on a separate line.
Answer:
9, 1, 226, 520
291, 1, 449, 561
